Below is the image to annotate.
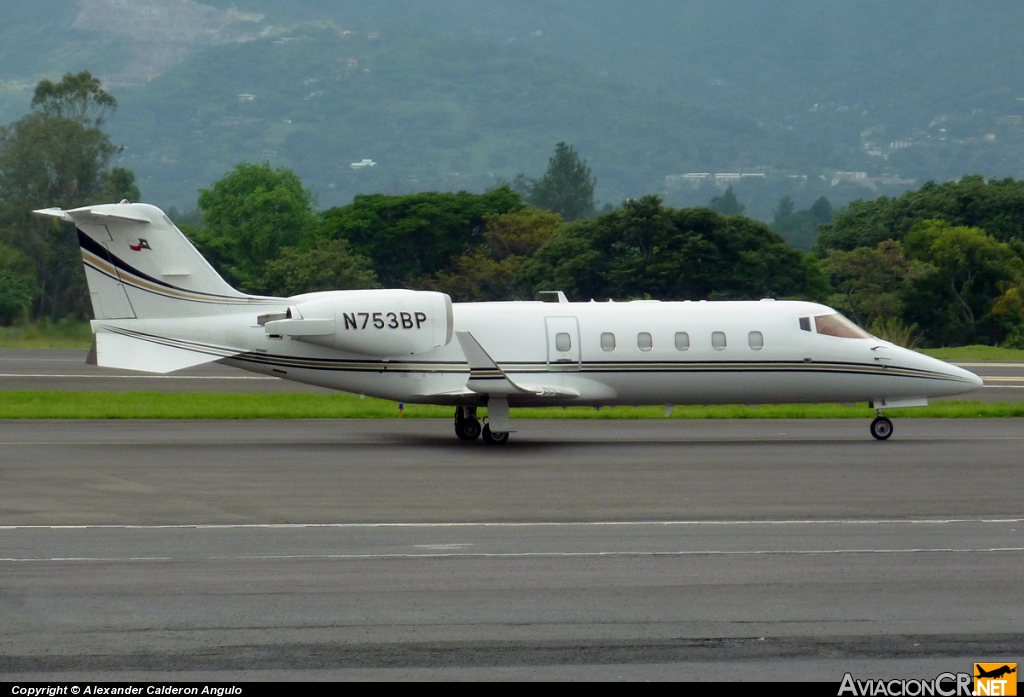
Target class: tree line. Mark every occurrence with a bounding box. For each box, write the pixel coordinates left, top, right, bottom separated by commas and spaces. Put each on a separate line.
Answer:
0, 72, 138, 323
172, 167, 1024, 350
2, 75, 1024, 349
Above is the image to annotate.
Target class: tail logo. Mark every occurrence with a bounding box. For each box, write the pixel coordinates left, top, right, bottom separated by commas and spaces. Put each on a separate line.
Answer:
129, 239, 152, 252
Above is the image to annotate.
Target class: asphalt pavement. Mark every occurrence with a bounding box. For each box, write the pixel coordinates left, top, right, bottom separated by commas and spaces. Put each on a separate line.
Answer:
1, 418, 1022, 680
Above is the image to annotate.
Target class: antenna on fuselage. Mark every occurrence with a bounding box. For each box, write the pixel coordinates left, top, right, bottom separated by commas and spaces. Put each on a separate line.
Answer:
537, 291, 568, 304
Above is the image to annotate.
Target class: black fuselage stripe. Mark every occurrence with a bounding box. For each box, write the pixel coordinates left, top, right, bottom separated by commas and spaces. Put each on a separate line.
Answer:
78, 229, 255, 302
226, 354, 965, 382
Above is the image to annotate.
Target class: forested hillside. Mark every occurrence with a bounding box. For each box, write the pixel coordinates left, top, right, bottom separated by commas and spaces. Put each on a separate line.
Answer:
109, 25, 800, 211
3, 1, 1024, 214
3, 2, 1024, 349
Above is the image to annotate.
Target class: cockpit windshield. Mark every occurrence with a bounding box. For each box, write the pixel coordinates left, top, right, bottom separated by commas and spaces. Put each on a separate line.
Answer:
814, 313, 872, 339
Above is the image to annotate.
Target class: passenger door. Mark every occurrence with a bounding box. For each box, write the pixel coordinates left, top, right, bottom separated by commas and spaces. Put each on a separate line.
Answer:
545, 316, 581, 370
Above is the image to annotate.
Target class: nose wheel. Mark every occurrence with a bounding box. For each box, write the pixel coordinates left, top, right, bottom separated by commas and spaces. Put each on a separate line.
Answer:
870, 414, 893, 440
454, 407, 481, 441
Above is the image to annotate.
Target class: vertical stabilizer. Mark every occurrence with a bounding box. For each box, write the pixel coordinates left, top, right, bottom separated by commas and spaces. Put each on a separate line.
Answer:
34, 203, 281, 319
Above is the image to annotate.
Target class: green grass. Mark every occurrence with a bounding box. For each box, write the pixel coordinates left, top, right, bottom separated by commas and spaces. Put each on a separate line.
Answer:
918, 345, 1024, 362
0, 320, 92, 348
0, 391, 1021, 419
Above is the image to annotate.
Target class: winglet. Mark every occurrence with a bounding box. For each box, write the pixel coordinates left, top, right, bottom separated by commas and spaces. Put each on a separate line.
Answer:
456, 331, 518, 394
456, 331, 500, 372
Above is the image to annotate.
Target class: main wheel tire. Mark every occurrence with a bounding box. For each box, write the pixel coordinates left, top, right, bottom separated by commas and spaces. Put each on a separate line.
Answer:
870, 416, 893, 441
456, 416, 482, 441
482, 424, 509, 445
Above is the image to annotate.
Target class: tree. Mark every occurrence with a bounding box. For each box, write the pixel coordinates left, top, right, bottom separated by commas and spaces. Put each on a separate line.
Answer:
0, 72, 123, 320
708, 186, 745, 216
772, 196, 795, 222
247, 238, 378, 297
526, 142, 596, 221
814, 175, 1024, 255
808, 196, 833, 225
427, 208, 563, 301
993, 280, 1024, 348
0, 241, 37, 323
320, 187, 523, 287
771, 196, 833, 251
31, 71, 118, 127
520, 196, 826, 302
818, 240, 928, 327
193, 163, 317, 288
103, 166, 140, 203
903, 220, 1024, 345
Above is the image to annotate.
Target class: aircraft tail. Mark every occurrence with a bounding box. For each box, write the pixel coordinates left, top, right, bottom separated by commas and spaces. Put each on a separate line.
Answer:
34, 202, 280, 319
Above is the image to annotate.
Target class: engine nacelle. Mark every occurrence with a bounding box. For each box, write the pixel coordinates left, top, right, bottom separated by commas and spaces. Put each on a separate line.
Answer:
263, 289, 453, 356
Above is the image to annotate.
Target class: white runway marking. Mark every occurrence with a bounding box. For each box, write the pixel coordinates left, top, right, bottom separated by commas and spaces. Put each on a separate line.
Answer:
2, 518, 1022, 530
4, 519, 1020, 563
4, 548, 1024, 563
954, 362, 1024, 368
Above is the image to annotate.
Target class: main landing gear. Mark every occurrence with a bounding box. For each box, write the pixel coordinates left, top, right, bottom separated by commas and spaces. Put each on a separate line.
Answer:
454, 406, 509, 445
454, 406, 481, 441
482, 424, 509, 445
870, 411, 894, 441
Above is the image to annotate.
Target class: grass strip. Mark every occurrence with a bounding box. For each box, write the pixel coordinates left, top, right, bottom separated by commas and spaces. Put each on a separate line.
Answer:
0, 321, 93, 349
919, 345, 1024, 362
0, 391, 1021, 419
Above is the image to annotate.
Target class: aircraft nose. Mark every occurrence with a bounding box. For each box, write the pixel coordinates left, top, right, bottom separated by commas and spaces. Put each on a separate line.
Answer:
964, 366, 985, 390
940, 360, 984, 393
901, 348, 984, 396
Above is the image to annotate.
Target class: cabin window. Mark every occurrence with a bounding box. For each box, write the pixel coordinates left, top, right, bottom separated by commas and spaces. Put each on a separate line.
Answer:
555, 332, 572, 352
637, 332, 653, 351
674, 332, 690, 351
799, 317, 811, 332
748, 331, 764, 350
814, 313, 871, 339
712, 331, 727, 350
600, 332, 616, 351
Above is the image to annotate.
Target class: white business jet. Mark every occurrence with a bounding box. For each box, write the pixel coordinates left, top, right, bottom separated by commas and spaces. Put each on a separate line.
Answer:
35, 202, 982, 443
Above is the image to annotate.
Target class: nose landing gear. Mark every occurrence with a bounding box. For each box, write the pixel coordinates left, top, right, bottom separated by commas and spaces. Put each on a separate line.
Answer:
870, 411, 893, 440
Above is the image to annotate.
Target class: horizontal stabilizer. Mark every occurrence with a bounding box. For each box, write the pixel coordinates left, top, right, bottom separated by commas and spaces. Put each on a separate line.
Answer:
95, 330, 241, 374
34, 206, 151, 224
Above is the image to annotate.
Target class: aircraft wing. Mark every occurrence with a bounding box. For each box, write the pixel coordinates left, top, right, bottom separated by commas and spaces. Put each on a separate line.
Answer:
455, 331, 578, 398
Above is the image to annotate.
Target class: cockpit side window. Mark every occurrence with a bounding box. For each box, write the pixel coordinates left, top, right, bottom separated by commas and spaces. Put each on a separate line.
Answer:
799, 317, 811, 332
814, 313, 871, 339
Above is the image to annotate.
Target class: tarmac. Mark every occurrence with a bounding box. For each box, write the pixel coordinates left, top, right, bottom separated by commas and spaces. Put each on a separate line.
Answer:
1, 417, 1022, 680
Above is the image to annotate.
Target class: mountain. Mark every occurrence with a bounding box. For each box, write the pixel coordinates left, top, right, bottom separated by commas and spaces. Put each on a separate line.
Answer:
2, 1, 1024, 217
